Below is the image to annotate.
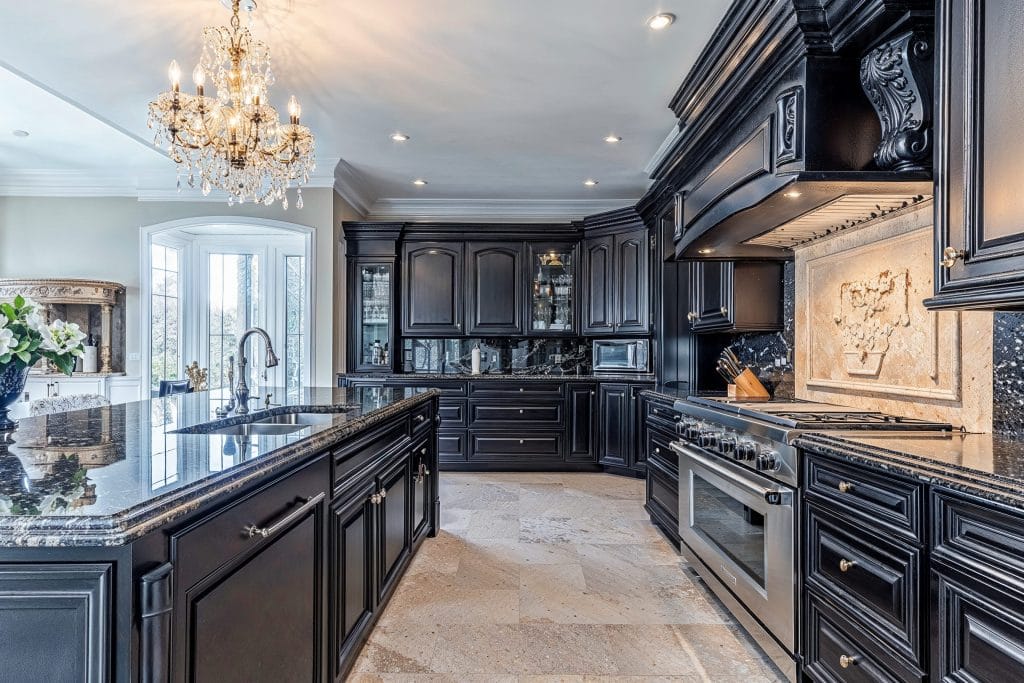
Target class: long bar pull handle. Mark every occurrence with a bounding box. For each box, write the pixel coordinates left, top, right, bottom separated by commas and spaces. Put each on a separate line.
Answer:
244, 492, 325, 539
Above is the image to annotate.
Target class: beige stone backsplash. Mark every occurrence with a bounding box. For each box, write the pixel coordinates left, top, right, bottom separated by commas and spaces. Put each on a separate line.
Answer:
794, 202, 993, 432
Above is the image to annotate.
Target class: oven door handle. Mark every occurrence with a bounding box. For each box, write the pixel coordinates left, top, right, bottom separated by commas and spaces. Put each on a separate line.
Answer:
671, 442, 793, 507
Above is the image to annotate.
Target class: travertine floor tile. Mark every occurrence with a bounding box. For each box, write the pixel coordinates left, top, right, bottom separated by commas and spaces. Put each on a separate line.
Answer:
353, 472, 782, 682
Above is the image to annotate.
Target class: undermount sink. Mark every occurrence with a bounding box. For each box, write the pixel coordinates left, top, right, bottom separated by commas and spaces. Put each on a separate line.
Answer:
175, 407, 354, 437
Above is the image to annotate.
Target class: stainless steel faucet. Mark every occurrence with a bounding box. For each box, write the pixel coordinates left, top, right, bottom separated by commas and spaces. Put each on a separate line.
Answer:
234, 327, 279, 414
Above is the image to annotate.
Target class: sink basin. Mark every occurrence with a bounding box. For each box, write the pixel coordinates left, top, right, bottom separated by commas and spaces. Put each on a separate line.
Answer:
174, 406, 355, 436
206, 422, 309, 437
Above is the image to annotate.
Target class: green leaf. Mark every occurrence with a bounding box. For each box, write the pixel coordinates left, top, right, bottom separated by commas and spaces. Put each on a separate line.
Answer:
0, 303, 14, 321
13, 295, 24, 309
15, 350, 30, 364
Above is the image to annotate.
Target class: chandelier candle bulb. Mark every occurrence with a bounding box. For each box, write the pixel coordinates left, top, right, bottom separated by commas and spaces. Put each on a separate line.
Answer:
168, 60, 181, 91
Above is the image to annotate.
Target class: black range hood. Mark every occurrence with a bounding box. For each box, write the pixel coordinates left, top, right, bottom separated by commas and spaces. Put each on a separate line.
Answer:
641, 0, 935, 261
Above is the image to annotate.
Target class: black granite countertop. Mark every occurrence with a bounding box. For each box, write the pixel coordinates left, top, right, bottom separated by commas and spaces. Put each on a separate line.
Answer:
0, 386, 437, 548
796, 431, 1024, 508
341, 372, 657, 382
640, 384, 694, 403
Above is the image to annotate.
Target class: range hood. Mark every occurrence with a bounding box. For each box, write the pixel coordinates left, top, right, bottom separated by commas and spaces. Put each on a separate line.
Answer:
659, 3, 936, 261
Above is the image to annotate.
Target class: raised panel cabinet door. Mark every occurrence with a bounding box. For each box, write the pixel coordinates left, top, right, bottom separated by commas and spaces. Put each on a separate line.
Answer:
597, 383, 630, 468
928, 0, 1024, 309
330, 480, 377, 679
466, 242, 524, 334
187, 494, 326, 683
411, 440, 433, 540
566, 383, 597, 462
376, 451, 413, 603
615, 229, 651, 333
0, 563, 111, 683
689, 261, 733, 330
402, 242, 464, 334
582, 235, 616, 335
348, 258, 395, 372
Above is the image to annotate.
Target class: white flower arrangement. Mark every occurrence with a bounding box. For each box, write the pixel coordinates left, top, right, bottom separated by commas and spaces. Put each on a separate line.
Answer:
0, 295, 87, 375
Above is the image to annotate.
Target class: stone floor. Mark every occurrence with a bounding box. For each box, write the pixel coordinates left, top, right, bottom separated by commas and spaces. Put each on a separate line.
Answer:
349, 472, 784, 682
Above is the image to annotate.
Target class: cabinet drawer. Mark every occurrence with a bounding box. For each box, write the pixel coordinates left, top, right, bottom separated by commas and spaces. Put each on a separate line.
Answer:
646, 456, 679, 528
171, 456, 329, 590
644, 400, 682, 434
469, 401, 564, 428
387, 379, 467, 397
805, 502, 923, 664
411, 401, 433, 435
805, 454, 924, 542
438, 399, 467, 427
804, 591, 925, 683
646, 428, 678, 471
438, 430, 467, 463
333, 417, 409, 491
468, 381, 563, 398
469, 432, 563, 461
932, 488, 1024, 584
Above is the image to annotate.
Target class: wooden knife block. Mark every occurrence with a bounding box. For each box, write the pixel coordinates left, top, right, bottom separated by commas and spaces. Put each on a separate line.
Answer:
727, 368, 771, 400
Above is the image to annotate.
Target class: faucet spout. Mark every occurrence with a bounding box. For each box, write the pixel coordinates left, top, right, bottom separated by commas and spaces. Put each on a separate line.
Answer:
234, 327, 279, 415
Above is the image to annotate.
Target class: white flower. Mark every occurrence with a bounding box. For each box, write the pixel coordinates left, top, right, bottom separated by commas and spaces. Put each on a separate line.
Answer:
39, 320, 87, 357
0, 320, 14, 357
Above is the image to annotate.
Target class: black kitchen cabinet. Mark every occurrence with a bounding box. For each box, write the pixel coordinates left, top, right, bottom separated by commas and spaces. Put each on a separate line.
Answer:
597, 383, 647, 474
348, 258, 396, 372
402, 242, 464, 335
375, 450, 413, 604
582, 229, 651, 336
687, 261, 782, 332
641, 393, 681, 546
411, 438, 435, 541
566, 382, 598, 463
330, 480, 376, 679
466, 242, 524, 335
926, 0, 1024, 310
582, 234, 616, 335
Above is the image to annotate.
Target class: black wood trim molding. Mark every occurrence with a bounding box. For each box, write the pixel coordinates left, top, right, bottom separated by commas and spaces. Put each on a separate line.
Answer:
139, 563, 173, 683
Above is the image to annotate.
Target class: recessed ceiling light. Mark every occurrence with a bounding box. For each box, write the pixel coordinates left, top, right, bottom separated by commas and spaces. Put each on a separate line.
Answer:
784, 190, 802, 198
697, 248, 714, 255
604, 135, 622, 144
12, 130, 29, 138
412, 179, 428, 186
391, 133, 410, 142
647, 13, 675, 30
583, 179, 599, 187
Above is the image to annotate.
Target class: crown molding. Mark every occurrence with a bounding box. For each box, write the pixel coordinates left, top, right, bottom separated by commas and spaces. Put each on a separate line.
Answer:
643, 123, 684, 177
366, 198, 637, 223
332, 159, 375, 217
0, 170, 140, 197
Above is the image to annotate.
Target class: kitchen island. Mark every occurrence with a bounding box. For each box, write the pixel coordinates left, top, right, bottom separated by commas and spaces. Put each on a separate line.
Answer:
0, 386, 439, 683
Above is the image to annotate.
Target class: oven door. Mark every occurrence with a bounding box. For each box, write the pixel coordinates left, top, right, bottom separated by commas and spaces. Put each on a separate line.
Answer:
674, 441, 795, 651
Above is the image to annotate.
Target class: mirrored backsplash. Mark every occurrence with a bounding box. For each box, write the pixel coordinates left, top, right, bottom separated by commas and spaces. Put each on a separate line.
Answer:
402, 338, 592, 375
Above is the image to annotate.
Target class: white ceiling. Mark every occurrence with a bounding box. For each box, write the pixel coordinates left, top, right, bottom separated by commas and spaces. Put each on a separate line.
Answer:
0, 0, 731, 211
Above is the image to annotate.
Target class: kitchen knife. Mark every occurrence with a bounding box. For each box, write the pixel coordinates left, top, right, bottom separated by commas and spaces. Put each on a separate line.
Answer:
716, 360, 736, 383
724, 347, 742, 367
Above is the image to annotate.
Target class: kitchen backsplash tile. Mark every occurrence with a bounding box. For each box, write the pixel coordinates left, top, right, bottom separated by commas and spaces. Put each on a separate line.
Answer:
727, 262, 796, 399
402, 338, 592, 375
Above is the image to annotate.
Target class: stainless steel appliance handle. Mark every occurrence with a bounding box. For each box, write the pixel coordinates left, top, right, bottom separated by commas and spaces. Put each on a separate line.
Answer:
671, 442, 792, 506
627, 344, 637, 368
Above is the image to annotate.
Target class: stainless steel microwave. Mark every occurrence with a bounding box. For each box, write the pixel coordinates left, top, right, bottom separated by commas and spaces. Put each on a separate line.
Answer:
592, 339, 650, 372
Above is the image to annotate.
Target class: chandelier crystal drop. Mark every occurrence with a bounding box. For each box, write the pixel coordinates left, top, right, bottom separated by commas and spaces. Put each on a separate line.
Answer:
147, 0, 315, 207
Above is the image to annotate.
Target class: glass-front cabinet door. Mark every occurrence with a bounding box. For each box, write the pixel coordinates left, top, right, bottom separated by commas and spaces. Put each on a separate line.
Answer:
528, 244, 576, 334
350, 259, 394, 371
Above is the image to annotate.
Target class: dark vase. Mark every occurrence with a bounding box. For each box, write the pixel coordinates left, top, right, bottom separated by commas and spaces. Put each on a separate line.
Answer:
0, 364, 30, 431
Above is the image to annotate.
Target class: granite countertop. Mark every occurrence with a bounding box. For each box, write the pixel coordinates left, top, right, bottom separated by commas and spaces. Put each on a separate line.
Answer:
640, 384, 693, 402
0, 386, 437, 547
796, 431, 1024, 508
341, 372, 657, 382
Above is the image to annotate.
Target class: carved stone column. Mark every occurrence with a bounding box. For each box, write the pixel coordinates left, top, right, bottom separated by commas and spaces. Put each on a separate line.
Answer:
100, 304, 113, 374
860, 30, 933, 172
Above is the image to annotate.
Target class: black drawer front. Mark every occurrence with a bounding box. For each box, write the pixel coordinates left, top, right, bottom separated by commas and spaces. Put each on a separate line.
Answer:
469, 402, 564, 428
468, 381, 563, 398
645, 428, 678, 471
804, 591, 925, 683
805, 454, 924, 542
438, 430, 467, 463
438, 399, 467, 427
805, 502, 922, 663
411, 401, 433, 435
644, 399, 682, 434
172, 456, 329, 589
469, 432, 563, 461
386, 379, 467, 396
333, 417, 409, 490
646, 456, 679, 527
932, 488, 1024, 583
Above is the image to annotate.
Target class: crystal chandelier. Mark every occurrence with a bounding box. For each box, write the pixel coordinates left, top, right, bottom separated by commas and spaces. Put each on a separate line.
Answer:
147, 0, 315, 208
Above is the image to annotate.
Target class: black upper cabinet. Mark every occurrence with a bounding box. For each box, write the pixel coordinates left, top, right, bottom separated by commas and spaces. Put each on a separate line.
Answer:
926, 0, 1024, 309
466, 242, 524, 335
582, 228, 651, 336
687, 261, 782, 333
402, 242, 464, 335
582, 234, 616, 335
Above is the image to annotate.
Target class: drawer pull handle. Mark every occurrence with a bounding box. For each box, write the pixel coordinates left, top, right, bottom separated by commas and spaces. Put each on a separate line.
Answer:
416, 414, 426, 422
837, 481, 855, 494
370, 493, 381, 505
519, 409, 524, 414
655, 447, 661, 454
421, 447, 428, 455
519, 388, 525, 392
380, 488, 387, 499
519, 439, 525, 444
720, 306, 729, 316
940, 246, 965, 269
839, 559, 856, 573
244, 493, 325, 539
839, 654, 858, 669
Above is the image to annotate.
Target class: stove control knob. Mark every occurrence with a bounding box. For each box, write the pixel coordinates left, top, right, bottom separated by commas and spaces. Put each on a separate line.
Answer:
755, 451, 780, 472
684, 422, 703, 440
698, 431, 719, 449
718, 435, 737, 455
736, 441, 759, 461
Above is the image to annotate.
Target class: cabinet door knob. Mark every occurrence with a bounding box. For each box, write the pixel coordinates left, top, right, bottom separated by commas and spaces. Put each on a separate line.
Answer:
370, 493, 381, 505
655, 447, 661, 454
380, 488, 387, 499
421, 447, 427, 455
720, 306, 729, 316
940, 246, 966, 269
839, 558, 856, 573
519, 439, 525, 444
839, 654, 857, 669
837, 481, 855, 494
519, 409, 524, 414
416, 414, 426, 422
686, 312, 696, 321
519, 388, 524, 392
590, 391, 595, 396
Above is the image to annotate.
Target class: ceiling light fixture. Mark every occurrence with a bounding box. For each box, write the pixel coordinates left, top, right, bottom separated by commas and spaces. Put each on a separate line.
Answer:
11, 130, 29, 138
583, 179, 599, 187
390, 133, 410, 142
147, 0, 316, 208
647, 13, 676, 30
412, 179, 428, 186
604, 135, 622, 143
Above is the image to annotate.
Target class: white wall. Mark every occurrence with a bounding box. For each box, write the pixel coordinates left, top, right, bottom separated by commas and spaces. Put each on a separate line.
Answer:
0, 190, 363, 386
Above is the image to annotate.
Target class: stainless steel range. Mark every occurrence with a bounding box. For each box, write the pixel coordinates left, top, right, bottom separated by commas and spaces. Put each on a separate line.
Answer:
671, 397, 951, 681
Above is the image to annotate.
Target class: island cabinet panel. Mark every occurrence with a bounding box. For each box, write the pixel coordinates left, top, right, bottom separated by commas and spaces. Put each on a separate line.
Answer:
927, 0, 1024, 309
376, 450, 413, 604
411, 437, 435, 541
401, 242, 464, 334
465, 242, 524, 335
330, 480, 376, 680
0, 563, 111, 683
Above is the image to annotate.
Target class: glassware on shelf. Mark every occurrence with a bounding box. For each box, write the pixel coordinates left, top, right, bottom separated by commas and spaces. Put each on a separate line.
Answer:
531, 250, 573, 332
